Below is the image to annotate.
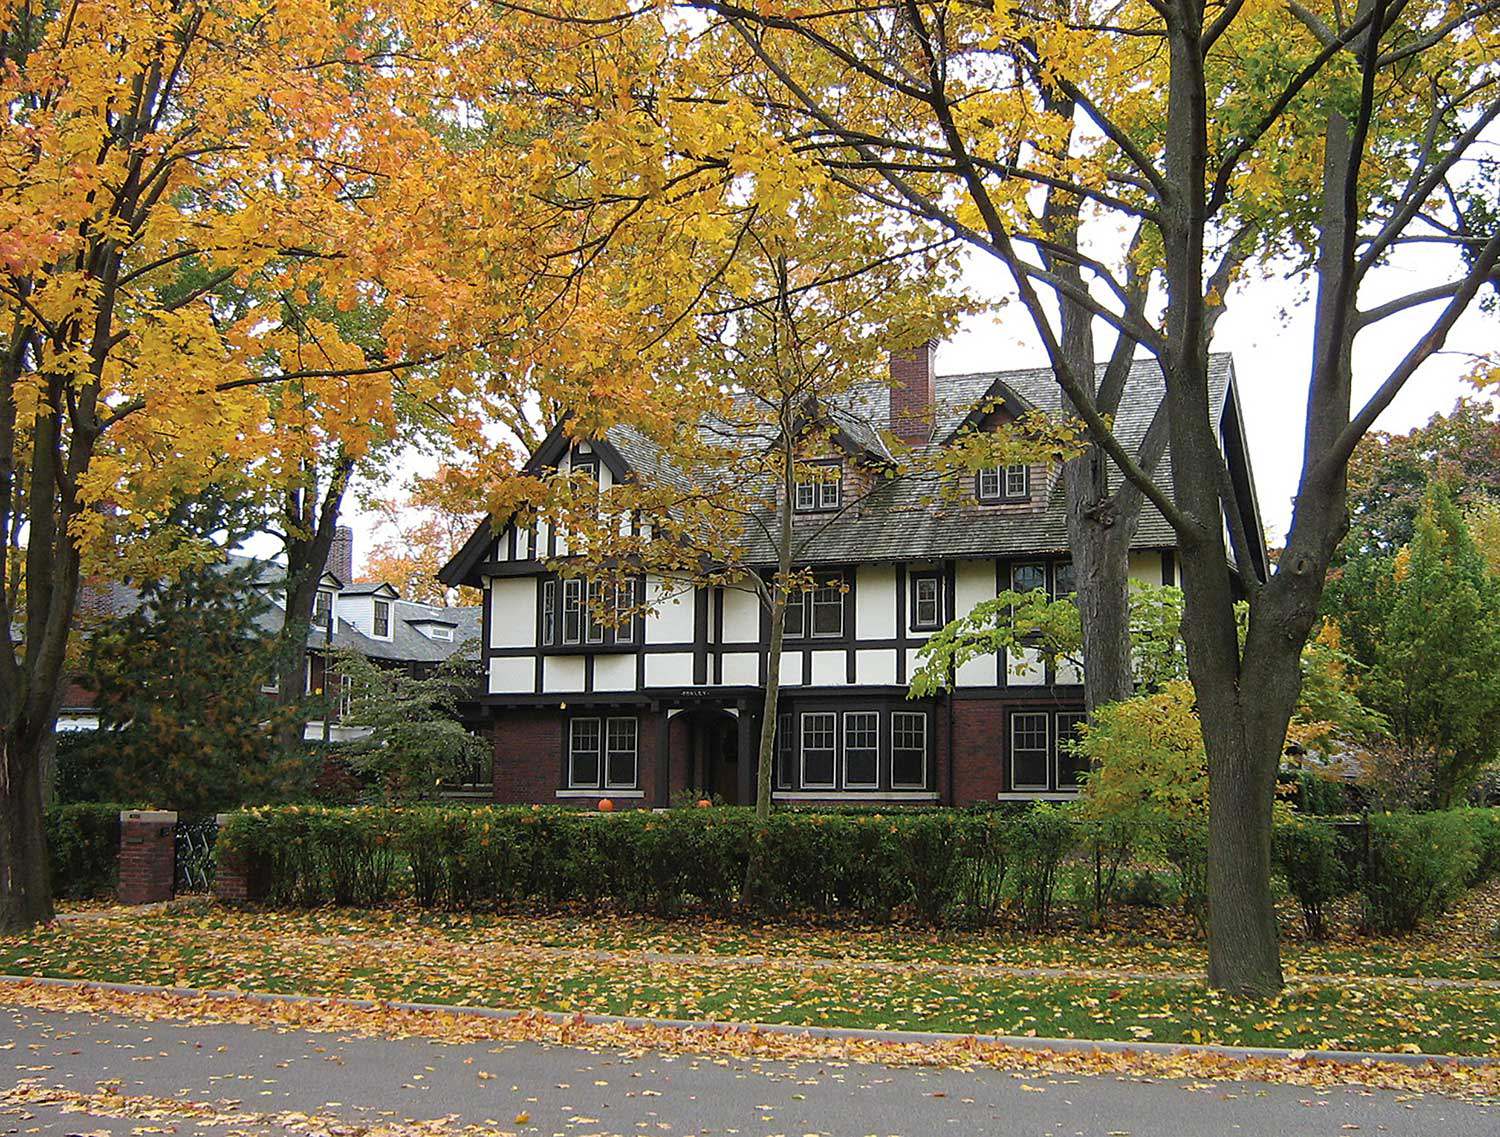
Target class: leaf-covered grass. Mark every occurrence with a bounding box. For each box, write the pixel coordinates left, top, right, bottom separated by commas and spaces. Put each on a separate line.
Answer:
2, 887, 1498, 1056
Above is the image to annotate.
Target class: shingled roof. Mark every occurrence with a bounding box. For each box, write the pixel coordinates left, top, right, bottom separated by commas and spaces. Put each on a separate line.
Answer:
445, 353, 1259, 580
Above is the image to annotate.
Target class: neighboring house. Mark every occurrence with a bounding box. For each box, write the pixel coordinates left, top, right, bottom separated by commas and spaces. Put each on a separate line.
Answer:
61, 530, 482, 775
441, 347, 1265, 807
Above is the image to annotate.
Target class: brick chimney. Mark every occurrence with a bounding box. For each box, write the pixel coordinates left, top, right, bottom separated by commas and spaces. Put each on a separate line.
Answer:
325, 525, 354, 587
889, 341, 936, 445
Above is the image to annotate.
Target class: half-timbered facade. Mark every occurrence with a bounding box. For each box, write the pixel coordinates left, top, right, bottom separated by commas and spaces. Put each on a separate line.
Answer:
441, 348, 1264, 807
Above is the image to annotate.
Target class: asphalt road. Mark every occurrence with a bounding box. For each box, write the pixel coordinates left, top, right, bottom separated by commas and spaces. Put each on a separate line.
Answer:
2, 1005, 1495, 1137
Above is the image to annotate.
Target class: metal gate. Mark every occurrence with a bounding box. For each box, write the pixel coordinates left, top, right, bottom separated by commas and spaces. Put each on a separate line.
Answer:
174, 816, 218, 894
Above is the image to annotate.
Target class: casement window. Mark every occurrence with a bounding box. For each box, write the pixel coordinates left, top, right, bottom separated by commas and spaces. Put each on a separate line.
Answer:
1054, 711, 1088, 790
783, 573, 846, 639
541, 581, 557, 645
567, 716, 639, 789
911, 573, 942, 631
1010, 562, 1047, 595
545, 576, 638, 647
562, 578, 584, 644
585, 580, 606, 644
373, 599, 391, 638
614, 578, 638, 644
842, 711, 879, 788
800, 712, 837, 788
775, 712, 794, 789
1010, 711, 1051, 791
1052, 560, 1077, 599
891, 711, 928, 788
977, 463, 1031, 503
793, 461, 842, 513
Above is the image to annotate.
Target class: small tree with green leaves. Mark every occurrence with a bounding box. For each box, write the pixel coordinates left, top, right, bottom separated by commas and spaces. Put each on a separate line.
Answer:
82, 561, 310, 815
333, 649, 488, 803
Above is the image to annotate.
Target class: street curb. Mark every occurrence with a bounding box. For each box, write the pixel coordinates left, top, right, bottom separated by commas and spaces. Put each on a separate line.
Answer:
2, 973, 1494, 1070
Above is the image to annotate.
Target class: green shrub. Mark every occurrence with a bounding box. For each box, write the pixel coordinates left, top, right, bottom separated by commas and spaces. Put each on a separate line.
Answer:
1362, 811, 1482, 932
1451, 807, 1500, 883
1155, 819, 1208, 932
1273, 817, 1348, 939
45, 802, 129, 899
1009, 805, 1078, 931
217, 803, 1086, 924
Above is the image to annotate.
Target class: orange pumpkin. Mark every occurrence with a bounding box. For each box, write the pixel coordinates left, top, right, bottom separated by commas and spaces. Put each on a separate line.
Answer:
696, 798, 712, 809
597, 798, 615, 812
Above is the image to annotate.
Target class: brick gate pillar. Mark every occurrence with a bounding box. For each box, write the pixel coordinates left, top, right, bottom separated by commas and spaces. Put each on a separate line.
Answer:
117, 810, 177, 905
211, 813, 264, 904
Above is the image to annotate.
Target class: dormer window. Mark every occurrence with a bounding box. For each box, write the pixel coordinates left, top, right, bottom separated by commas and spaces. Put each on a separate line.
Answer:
373, 599, 391, 638
794, 460, 842, 513
312, 590, 334, 631
977, 463, 1030, 503
429, 625, 454, 641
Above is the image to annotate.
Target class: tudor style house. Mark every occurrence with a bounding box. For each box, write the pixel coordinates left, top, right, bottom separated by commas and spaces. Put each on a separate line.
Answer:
440, 347, 1264, 807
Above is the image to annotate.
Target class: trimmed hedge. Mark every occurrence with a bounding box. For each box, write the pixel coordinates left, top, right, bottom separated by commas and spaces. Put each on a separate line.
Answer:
217, 804, 1081, 925
214, 803, 1500, 933
45, 802, 129, 899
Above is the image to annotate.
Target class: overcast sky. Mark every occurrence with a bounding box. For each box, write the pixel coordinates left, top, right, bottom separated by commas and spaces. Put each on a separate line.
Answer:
939, 248, 1497, 546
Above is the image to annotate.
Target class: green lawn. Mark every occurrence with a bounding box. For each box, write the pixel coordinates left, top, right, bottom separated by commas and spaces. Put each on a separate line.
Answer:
2, 892, 1498, 1056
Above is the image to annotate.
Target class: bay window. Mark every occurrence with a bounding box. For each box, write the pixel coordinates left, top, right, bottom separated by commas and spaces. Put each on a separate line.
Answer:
891, 712, 928, 788
842, 711, 879, 788
568, 716, 638, 790
800, 712, 837, 788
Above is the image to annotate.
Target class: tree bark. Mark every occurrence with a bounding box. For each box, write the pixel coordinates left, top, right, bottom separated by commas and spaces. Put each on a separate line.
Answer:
0, 730, 54, 932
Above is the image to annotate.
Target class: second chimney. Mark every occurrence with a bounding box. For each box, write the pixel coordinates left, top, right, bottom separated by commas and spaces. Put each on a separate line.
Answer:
325, 525, 354, 587
889, 341, 936, 445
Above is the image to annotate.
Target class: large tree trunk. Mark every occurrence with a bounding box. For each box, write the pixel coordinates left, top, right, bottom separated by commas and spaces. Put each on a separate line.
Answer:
0, 725, 53, 932
1064, 460, 1138, 713
273, 459, 354, 753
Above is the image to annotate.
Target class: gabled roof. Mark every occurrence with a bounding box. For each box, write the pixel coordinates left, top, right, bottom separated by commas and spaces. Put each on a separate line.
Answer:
442, 352, 1260, 582
339, 581, 400, 599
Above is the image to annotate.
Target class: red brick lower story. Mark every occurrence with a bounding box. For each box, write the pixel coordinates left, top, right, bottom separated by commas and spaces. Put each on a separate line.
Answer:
487, 693, 1085, 807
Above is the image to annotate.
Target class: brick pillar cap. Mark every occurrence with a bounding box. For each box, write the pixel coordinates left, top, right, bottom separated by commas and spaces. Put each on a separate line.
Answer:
215, 813, 236, 825
120, 809, 177, 823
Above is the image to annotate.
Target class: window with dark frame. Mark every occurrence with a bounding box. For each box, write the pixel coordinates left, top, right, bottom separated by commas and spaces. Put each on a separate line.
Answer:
842, 711, 879, 788
891, 711, 928, 788
1052, 560, 1077, 599
1010, 711, 1050, 790
614, 578, 638, 644
977, 462, 1030, 502
1011, 562, 1047, 595
372, 599, 391, 638
568, 715, 638, 790
911, 574, 941, 630
775, 713, 794, 788
568, 717, 601, 787
605, 717, 638, 788
1054, 711, 1088, 790
801, 712, 837, 788
313, 590, 333, 630
782, 573, 845, 640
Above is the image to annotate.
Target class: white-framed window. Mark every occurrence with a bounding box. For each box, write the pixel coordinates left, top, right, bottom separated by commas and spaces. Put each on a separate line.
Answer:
842, 711, 879, 788
562, 578, 584, 644
800, 712, 837, 788
541, 580, 557, 645
313, 590, 334, 630
605, 717, 638, 788
793, 461, 842, 513
568, 717, 602, 787
585, 579, 606, 644
1054, 711, 1088, 790
775, 712, 794, 789
1006, 463, 1030, 497
429, 624, 454, 641
978, 463, 1030, 502
891, 711, 928, 788
614, 578, 638, 644
337, 677, 355, 721
372, 598, 391, 638
911, 573, 941, 630
1010, 711, 1051, 791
